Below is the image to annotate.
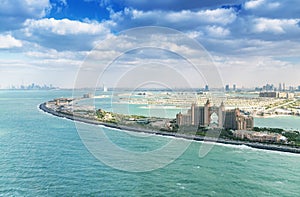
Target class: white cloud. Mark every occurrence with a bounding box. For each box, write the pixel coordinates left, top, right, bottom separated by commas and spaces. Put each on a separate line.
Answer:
200, 36, 300, 60
19, 18, 113, 51
214, 54, 300, 85
252, 18, 300, 34
267, 2, 280, 9
245, 0, 280, 10
186, 31, 204, 39
205, 26, 230, 37
111, 7, 238, 31
161, 8, 237, 25
24, 0, 51, 17
1, 0, 300, 88
0, 34, 22, 49
244, 0, 265, 9
103, 0, 245, 11
24, 18, 110, 35
25, 49, 88, 60
0, 0, 51, 31
242, 0, 300, 20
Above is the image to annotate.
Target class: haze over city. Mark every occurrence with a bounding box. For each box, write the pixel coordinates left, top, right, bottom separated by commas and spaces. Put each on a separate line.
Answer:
1, 0, 300, 89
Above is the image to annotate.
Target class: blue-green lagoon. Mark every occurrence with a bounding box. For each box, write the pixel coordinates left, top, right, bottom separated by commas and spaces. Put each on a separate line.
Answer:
0, 90, 300, 196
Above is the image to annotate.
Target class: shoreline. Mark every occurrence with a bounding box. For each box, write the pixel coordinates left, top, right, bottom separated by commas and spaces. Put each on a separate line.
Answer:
254, 114, 300, 118
39, 102, 300, 154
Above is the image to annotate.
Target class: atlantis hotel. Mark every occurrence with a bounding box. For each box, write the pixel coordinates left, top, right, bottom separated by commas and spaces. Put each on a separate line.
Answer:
176, 100, 254, 130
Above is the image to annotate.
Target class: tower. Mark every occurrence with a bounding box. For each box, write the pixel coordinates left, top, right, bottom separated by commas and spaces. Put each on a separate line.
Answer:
225, 84, 230, 91
279, 83, 282, 91
204, 99, 211, 126
191, 103, 196, 125
218, 101, 225, 127
205, 85, 209, 91
233, 84, 236, 91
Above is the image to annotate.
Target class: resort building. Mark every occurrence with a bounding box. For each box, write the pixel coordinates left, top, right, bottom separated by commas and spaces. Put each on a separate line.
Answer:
176, 100, 225, 128
224, 109, 254, 130
233, 130, 287, 143
176, 100, 253, 130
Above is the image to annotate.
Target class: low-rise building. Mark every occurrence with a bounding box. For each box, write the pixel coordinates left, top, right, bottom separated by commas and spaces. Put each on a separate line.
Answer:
259, 91, 294, 99
176, 112, 191, 126
233, 130, 286, 143
83, 93, 93, 98
54, 98, 73, 106
259, 92, 277, 98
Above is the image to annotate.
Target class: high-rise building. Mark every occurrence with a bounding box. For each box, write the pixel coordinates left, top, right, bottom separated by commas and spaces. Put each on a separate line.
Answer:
204, 85, 209, 91
283, 83, 286, 91
279, 83, 282, 91
225, 84, 230, 91
263, 83, 275, 91
176, 100, 253, 130
176, 100, 224, 127
224, 109, 253, 130
233, 84, 236, 91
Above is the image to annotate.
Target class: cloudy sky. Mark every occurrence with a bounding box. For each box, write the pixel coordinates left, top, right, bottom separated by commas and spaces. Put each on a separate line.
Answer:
0, 0, 300, 89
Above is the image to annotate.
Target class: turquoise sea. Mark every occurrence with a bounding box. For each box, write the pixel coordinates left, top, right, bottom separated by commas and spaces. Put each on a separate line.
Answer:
1, 90, 300, 196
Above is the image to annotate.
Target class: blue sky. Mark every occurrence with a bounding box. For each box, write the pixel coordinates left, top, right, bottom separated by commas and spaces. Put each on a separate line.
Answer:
0, 0, 300, 88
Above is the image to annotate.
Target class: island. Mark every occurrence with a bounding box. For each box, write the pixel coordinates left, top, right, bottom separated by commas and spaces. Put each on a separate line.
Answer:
39, 95, 300, 154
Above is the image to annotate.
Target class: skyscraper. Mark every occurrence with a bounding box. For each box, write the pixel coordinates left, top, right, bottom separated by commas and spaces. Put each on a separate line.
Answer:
279, 83, 282, 91
204, 85, 209, 91
225, 84, 230, 91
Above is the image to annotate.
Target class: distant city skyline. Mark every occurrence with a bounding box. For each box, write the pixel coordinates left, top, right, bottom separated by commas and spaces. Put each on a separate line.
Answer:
3, 82, 300, 91
0, 1, 300, 88
3, 83, 57, 90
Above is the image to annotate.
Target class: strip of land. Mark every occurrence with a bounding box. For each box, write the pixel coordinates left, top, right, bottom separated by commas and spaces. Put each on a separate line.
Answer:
39, 102, 300, 154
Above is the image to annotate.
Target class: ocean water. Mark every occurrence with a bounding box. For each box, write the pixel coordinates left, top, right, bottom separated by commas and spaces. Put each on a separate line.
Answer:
254, 116, 300, 131
0, 90, 300, 196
